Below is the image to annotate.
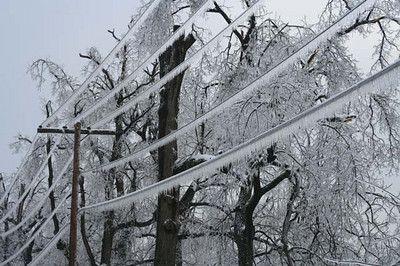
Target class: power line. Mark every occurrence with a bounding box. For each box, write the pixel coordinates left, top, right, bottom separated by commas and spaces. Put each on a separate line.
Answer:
84, 0, 376, 172
80, 59, 400, 213
72, 0, 215, 125
1, 0, 164, 212
0, 0, 213, 223
89, 0, 262, 128
20, 53, 399, 266
0, 134, 40, 206
0, 193, 70, 265
28, 224, 69, 266
0, 0, 374, 234
0, 134, 69, 224
0, 0, 381, 263
0, 0, 255, 231
41, 0, 164, 127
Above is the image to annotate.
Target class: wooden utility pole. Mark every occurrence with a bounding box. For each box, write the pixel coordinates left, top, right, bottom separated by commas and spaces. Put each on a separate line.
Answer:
69, 122, 81, 266
37, 124, 115, 266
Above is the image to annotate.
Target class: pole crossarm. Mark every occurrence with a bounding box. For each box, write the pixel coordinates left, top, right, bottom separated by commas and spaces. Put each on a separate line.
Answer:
37, 126, 116, 136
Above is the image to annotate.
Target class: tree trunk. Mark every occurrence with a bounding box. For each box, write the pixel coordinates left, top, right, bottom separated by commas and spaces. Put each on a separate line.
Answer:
100, 97, 125, 265
23, 242, 35, 265
233, 153, 287, 266
45, 137, 60, 234
79, 175, 97, 266
99, 162, 118, 264
234, 187, 255, 266
100, 210, 115, 265
45, 103, 60, 235
154, 28, 195, 265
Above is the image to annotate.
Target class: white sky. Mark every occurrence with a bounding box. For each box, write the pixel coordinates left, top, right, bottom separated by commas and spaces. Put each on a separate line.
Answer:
0, 0, 141, 173
0, 0, 384, 176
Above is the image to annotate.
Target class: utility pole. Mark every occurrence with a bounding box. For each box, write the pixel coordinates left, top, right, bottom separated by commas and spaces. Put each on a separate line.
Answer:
69, 122, 81, 266
38, 123, 115, 266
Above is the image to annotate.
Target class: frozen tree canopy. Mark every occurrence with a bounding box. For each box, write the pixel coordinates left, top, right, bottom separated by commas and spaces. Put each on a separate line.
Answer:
1, 0, 400, 265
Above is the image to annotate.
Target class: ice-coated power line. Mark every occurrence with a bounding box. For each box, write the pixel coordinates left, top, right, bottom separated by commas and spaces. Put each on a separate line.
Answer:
0, 0, 259, 231
85, 0, 376, 173
0, 158, 71, 237
21, 55, 398, 266
89, 0, 264, 129
0, 134, 40, 206
1, 0, 376, 260
1, 0, 165, 215
80, 59, 400, 213
1, 2, 261, 261
21, 0, 375, 214
72, 0, 215, 125
0, 134, 69, 224
0, 193, 70, 265
0, 0, 374, 234
0, 0, 213, 233
0, 2, 262, 260
28, 224, 70, 266
0, 0, 213, 234
41, 0, 164, 127
4, 0, 382, 265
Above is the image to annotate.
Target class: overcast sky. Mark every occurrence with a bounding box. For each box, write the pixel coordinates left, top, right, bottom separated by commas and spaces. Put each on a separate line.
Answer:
0, 0, 378, 173
0, 0, 141, 173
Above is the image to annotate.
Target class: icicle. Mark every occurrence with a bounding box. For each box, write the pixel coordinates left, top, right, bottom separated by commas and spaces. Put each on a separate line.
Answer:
81, 59, 400, 214
42, 0, 164, 127
87, 0, 376, 173
0, 193, 70, 265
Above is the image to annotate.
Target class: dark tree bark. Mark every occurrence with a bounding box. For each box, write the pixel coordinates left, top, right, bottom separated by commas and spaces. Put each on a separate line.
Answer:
100, 110, 124, 265
232, 154, 290, 266
281, 176, 299, 266
99, 47, 127, 264
207, 5, 269, 265
154, 27, 195, 265
234, 186, 256, 266
100, 209, 115, 265
22, 242, 35, 265
14, 184, 35, 264
89, 42, 154, 264
175, 157, 210, 266
79, 175, 97, 266
45, 103, 60, 235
